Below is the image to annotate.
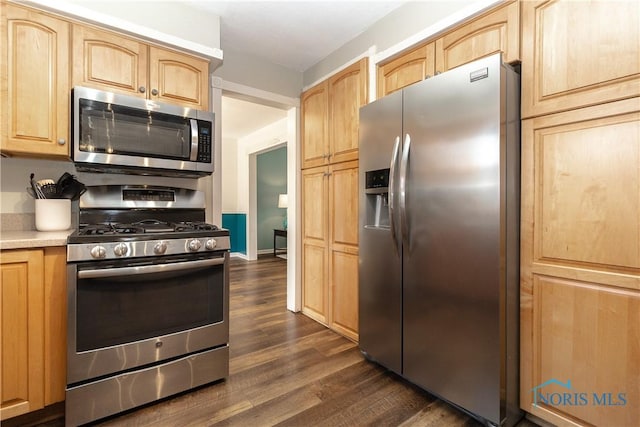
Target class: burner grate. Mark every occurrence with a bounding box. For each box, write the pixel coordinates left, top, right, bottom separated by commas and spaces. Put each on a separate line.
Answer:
78, 220, 220, 236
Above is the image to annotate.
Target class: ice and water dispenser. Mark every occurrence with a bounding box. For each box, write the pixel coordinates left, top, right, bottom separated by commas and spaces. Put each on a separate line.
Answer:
364, 168, 390, 229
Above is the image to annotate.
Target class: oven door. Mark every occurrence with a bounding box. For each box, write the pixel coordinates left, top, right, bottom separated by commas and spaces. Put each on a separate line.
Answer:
66, 252, 229, 385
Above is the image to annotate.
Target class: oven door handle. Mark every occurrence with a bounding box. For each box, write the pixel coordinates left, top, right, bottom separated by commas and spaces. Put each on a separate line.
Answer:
78, 257, 225, 279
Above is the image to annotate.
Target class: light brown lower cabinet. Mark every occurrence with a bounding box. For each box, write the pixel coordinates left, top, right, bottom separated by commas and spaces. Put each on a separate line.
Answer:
520, 98, 640, 427
302, 161, 359, 341
1, 246, 67, 421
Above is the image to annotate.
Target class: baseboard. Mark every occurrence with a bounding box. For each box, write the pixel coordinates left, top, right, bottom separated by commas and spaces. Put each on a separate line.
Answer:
230, 252, 249, 260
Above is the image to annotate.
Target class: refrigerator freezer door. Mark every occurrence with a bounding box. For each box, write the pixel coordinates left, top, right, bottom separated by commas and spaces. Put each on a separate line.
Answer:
402, 54, 505, 424
358, 90, 403, 374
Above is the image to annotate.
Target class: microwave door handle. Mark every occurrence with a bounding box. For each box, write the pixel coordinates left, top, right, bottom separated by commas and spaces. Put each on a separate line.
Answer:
189, 119, 199, 161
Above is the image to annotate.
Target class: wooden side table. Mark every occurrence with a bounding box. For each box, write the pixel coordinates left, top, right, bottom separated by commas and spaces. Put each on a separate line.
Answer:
273, 229, 287, 257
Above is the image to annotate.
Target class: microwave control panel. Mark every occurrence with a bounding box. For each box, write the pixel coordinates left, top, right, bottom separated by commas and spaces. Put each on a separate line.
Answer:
197, 120, 213, 163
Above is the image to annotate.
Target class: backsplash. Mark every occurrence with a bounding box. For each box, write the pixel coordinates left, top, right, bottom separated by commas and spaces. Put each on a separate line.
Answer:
1, 212, 36, 231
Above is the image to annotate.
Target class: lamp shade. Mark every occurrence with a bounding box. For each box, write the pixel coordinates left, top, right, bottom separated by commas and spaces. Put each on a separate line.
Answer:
277, 194, 288, 208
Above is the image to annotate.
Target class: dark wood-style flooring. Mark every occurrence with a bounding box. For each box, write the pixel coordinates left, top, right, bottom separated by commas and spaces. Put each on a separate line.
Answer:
13, 256, 540, 426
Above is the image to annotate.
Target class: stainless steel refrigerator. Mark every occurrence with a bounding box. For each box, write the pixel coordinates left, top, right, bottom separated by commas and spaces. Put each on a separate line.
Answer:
358, 53, 521, 427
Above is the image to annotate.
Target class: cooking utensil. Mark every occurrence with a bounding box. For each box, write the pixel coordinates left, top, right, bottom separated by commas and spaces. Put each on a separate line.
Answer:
56, 172, 86, 201
37, 179, 59, 198
30, 173, 45, 199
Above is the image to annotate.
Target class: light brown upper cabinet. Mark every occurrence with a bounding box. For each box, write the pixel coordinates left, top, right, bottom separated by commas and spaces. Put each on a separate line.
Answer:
521, 0, 640, 118
328, 59, 368, 165
301, 81, 329, 169
73, 25, 209, 110
0, 3, 70, 158
148, 46, 209, 109
301, 58, 368, 169
434, 0, 519, 74
377, 42, 435, 98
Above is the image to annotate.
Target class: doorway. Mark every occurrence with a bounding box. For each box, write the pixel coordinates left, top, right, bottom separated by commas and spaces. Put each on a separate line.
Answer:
217, 82, 300, 312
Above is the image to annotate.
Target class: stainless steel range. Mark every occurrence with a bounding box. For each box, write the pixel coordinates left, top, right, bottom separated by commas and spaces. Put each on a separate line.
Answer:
65, 185, 229, 426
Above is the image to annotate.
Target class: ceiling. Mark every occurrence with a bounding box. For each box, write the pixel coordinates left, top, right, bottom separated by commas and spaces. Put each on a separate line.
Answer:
186, 1, 407, 140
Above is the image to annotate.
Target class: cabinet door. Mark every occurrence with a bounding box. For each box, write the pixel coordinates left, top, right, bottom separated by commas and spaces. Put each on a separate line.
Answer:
72, 25, 148, 98
149, 46, 209, 110
301, 167, 329, 324
301, 81, 329, 169
329, 161, 359, 341
435, 0, 519, 73
377, 42, 435, 98
521, 0, 640, 118
520, 98, 640, 427
328, 59, 368, 165
526, 277, 639, 427
1, 4, 70, 158
0, 249, 44, 420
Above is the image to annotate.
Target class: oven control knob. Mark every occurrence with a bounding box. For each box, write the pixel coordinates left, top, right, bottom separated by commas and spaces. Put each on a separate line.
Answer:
188, 239, 202, 252
154, 241, 168, 255
205, 239, 217, 250
113, 243, 129, 257
90, 245, 107, 259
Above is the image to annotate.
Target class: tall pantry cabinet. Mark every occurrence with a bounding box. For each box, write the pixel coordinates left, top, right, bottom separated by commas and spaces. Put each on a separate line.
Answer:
519, 1, 640, 427
301, 59, 367, 341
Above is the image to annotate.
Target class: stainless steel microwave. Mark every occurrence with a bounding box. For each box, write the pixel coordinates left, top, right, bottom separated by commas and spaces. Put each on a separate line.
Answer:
72, 86, 214, 177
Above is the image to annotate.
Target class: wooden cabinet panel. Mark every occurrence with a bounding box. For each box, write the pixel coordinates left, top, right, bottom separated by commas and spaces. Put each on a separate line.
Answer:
330, 250, 359, 341
435, 0, 519, 74
149, 46, 209, 110
521, 0, 640, 118
1, 4, 70, 158
521, 98, 640, 426
0, 249, 44, 420
301, 81, 329, 169
302, 242, 328, 324
528, 276, 640, 427
43, 247, 66, 405
523, 98, 640, 279
328, 59, 368, 164
329, 161, 359, 248
377, 42, 434, 98
328, 161, 359, 341
302, 167, 329, 323
302, 167, 328, 242
72, 25, 148, 97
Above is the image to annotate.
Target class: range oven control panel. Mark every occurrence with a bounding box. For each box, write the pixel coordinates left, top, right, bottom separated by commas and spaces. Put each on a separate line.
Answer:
68, 236, 230, 262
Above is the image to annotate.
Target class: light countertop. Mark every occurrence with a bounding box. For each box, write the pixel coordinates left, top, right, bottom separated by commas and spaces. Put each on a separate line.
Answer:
0, 229, 72, 250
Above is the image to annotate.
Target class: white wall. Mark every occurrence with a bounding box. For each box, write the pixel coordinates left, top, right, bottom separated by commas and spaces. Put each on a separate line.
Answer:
303, 0, 500, 88
61, 0, 220, 49
236, 118, 288, 215
221, 137, 239, 213
214, 50, 303, 99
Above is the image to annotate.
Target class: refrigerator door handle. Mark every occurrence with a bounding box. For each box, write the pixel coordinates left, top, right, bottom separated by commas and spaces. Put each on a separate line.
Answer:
399, 133, 411, 246
389, 136, 401, 252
